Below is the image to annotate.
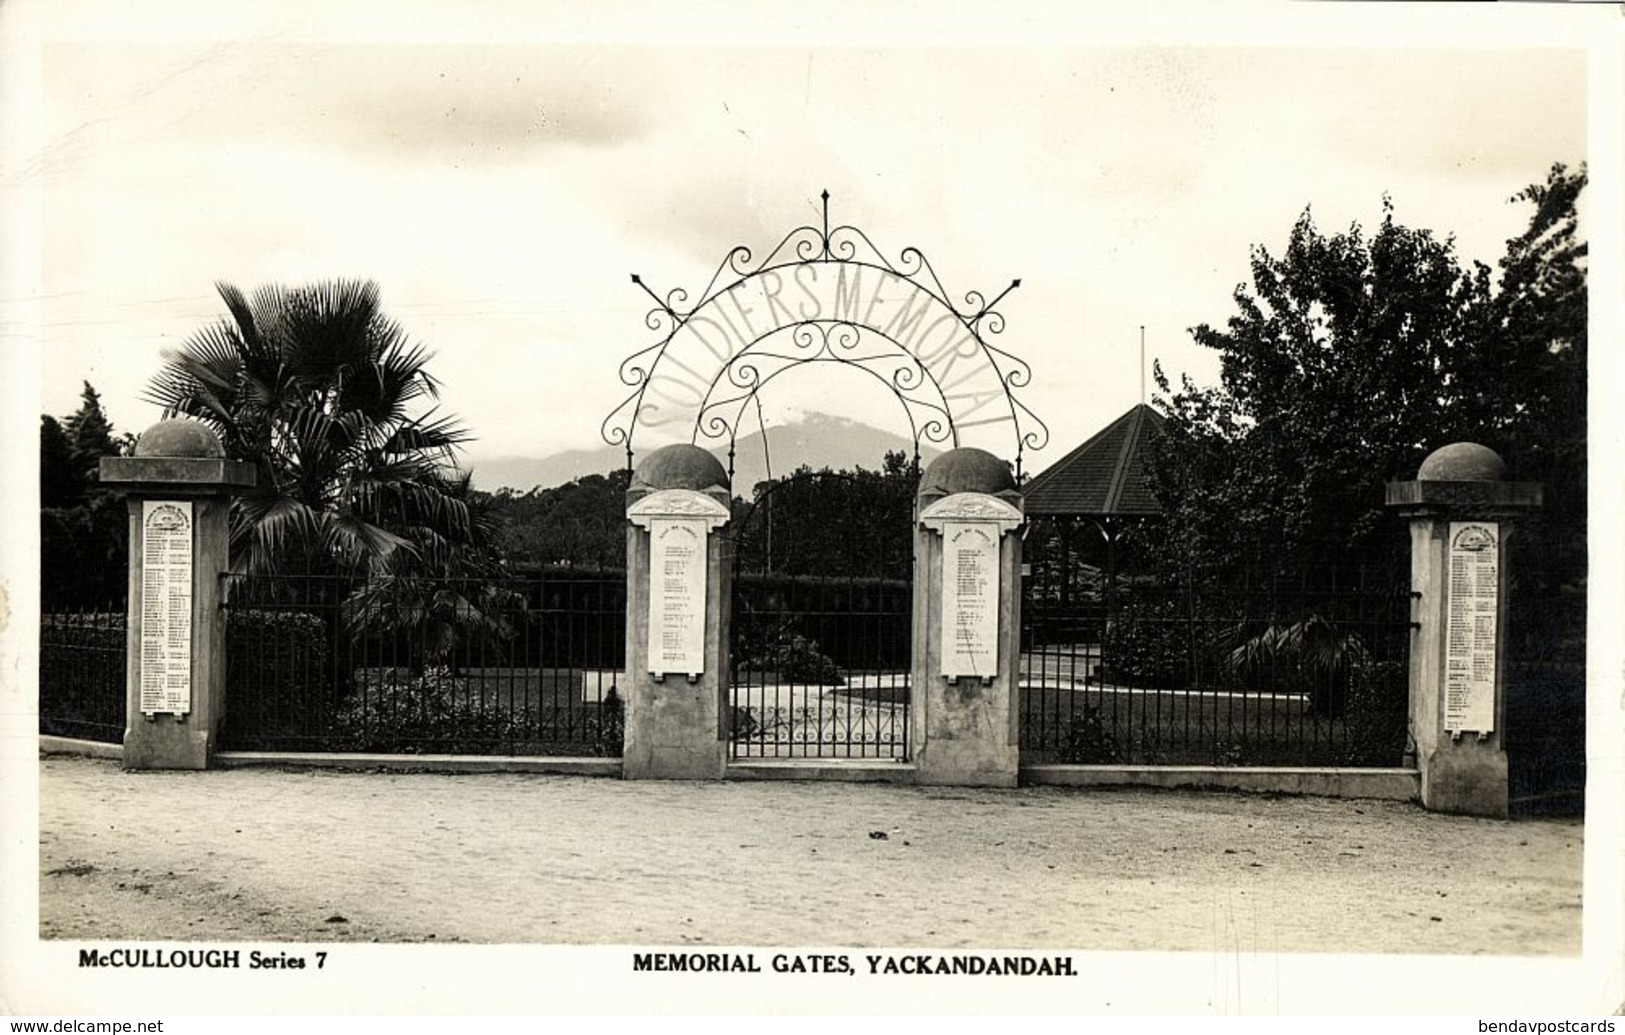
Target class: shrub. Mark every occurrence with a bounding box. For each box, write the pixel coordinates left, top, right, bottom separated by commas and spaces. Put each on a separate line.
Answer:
728, 704, 763, 741
1336, 659, 1408, 766
595, 687, 625, 756
1098, 598, 1197, 689
39, 611, 126, 740
736, 625, 845, 686
1223, 615, 1373, 718
222, 609, 332, 750
1056, 707, 1119, 764
334, 666, 515, 754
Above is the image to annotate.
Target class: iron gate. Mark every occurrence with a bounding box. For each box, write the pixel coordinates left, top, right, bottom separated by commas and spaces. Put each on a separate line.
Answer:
726, 469, 914, 760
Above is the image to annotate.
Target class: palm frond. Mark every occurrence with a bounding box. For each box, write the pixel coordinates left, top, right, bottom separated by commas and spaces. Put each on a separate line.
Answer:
230, 494, 323, 574
145, 324, 244, 415
384, 409, 473, 455
322, 510, 416, 574
215, 281, 282, 373
156, 278, 480, 576
1225, 615, 1373, 678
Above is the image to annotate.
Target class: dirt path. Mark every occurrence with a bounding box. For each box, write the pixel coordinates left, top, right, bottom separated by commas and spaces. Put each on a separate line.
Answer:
37, 755, 1582, 953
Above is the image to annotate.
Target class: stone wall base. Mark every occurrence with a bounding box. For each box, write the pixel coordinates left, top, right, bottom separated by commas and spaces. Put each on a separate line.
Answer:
37, 737, 1426, 803
1020, 765, 1420, 801
1420, 744, 1509, 817
122, 718, 211, 770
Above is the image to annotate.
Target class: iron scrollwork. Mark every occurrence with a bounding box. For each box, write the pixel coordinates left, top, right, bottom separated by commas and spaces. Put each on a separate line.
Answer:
602, 191, 1049, 478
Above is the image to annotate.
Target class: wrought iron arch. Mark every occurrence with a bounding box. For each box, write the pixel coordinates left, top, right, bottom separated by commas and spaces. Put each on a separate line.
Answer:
694, 320, 957, 477
603, 191, 1048, 479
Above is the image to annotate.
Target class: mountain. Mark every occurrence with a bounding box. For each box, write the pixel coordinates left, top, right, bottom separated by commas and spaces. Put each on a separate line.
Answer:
467, 412, 938, 494
727, 412, 941, 493
469, 443, 630, 494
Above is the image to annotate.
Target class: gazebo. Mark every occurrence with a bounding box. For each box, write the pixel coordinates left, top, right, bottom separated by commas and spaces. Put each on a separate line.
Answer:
1024, 402, 1165, 523
1020, 402, 1166, 613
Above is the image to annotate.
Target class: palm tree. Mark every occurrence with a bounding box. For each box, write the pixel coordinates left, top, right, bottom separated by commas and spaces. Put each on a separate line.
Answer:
147, 280, 473, 577
1224, 614, 1374, 717
339, 469, 524, 672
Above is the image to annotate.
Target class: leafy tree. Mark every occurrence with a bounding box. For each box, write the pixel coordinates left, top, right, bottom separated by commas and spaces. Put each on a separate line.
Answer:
732, 450, 918, 578
1142, 165, 1586, 739
1472, 165, 1587, 592
481, 469, 632, 570
40, 383, 131, 607
146, 280, 474, 577
1151, 163, 1586, 576
40, 415, 81, 510
1153, 201, 1480, 564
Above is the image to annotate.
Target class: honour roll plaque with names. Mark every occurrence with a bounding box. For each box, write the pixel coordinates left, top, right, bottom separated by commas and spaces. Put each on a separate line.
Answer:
1444, 521, 1499, 734
941, 521, 1000, 678
139, 501, 194, 716
648, 519, 707, 677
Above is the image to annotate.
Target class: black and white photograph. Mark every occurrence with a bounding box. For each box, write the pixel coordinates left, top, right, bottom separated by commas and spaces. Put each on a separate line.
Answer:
2, 0, 1621, 1022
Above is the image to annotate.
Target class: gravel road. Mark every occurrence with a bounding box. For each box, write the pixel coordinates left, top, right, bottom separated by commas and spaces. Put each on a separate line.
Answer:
37, 754, 1582, 954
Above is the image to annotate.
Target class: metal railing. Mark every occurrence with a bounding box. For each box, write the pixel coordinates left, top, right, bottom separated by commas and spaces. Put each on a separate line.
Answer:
1503, 531, 1587, 813
40, 603, 127, 744
221, 570, 626, 756
729, 573, 911, 760
1019, 556, 1414, 768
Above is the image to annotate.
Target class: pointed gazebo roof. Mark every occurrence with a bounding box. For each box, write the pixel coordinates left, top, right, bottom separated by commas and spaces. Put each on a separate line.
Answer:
1022, 403, 1167, 518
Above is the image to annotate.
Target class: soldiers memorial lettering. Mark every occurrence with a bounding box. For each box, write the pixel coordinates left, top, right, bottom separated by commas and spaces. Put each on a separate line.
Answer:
633, 264, 1011, 433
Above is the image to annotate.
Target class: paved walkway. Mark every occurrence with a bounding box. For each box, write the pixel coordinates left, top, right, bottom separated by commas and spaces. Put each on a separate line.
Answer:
34, 755, 1583, 954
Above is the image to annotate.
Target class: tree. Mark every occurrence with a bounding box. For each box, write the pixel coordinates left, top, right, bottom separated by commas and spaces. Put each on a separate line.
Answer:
481, 469, 632, 570
40, 383, 131, 607
62, 382, 124, 479
146, 281, 474, 576
731, 450, 918, 578
1140, 165, 1587, 735
1151, 164, 1586, 575
40, 415, 81, 510
1473, 164, 1587, 592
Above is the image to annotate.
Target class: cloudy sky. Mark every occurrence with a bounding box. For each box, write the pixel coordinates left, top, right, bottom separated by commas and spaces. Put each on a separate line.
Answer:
9, 3, 1597, 481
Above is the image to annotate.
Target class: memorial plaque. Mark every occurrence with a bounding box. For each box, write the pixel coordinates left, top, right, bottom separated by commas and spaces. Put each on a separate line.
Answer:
648, 518, 708, 677
941, 521, 1000, 678
139, 501, 194, 715
1444, 521, 1499, 733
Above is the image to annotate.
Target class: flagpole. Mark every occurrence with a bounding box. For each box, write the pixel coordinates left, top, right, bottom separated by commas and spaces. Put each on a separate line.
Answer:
1139, 325, 1146, 406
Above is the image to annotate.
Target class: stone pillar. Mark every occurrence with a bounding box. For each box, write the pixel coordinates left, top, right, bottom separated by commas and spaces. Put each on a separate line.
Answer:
98, 420, 256, 770
1386, 442, 1542, 817
910, 448, 1025, 787
621, 444, 733, 780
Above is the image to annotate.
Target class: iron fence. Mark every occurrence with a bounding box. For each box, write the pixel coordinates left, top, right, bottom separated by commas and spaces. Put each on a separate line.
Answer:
39, 533, 1579, 786
221, 569, 626, 756
1504, 529, 1587, 814
729, 573, 912, 760
1020, 555, 1414, 767
40, 601, 127, 744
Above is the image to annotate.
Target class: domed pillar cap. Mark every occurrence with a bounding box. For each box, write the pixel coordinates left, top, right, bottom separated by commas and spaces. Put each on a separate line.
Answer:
630, 443, 730, 494
918, 447, 1019, 499
134, 419, 226, 458
1385, 441, 1540, 513
1417, 442, 1507, 482
100, 419, 255, 491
